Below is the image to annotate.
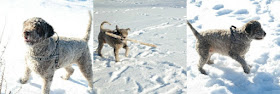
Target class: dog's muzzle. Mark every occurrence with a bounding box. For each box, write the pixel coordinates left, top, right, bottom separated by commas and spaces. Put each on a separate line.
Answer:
120, 37, 126, 41
23, 32, 34, 44
255, 32, 266, 40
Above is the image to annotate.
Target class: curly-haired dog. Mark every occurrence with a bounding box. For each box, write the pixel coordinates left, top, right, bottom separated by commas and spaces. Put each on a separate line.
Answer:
187, 20, 266, 75
20, 12, 93, 94
96, 21, 130, 62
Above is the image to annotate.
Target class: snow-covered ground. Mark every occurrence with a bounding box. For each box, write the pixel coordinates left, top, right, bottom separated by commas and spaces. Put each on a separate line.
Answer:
0, 0, 187, 94
187, 0, 280, 94
0, 0, 94, 94
93, 0, 186, 93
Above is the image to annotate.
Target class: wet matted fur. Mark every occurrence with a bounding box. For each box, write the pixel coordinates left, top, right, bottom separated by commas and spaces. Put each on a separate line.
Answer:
96, 21, 130, 62
20, 12, 93, 94
187, 20, 266, 75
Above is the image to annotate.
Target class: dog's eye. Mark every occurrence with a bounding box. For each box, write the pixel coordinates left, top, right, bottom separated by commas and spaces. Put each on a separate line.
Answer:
24, 31, 31, 35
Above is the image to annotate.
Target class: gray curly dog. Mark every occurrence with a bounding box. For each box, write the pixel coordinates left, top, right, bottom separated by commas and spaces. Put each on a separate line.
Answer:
187, 20, 266, 75
20, 12, 93, 94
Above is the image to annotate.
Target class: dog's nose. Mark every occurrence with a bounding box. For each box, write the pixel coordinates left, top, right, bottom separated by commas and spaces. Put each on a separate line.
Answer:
264, 32, 266, 36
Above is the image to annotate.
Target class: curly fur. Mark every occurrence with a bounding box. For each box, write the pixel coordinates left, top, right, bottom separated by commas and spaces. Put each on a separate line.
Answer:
20, 12, 93, 94
96, 21, 130, 62
187, 20, 266, 75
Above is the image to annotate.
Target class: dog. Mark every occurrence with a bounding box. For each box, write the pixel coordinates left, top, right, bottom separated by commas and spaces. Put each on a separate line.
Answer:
20, 12, 93, 94
187, 20, 266, 75
96, 21, 130, 62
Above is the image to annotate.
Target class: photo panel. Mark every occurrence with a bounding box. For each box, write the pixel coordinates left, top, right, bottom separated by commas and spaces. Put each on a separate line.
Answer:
0, 0, 93, 94
187, 0, 280, 93
93, 0, 187, 93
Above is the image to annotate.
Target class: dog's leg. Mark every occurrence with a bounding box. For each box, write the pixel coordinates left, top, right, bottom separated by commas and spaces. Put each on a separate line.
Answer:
97, 40, 104, 57
19, 67, 31, 84
241, 55, 252, 68
114, 48, 120, 62
77, 52, 93, 91
229, 51, 250, 74
61, 65, 74, 80
123, 44, 129, 57
197, 43, 211, 75
42, 74, 54, 94
198, 55, 210, 75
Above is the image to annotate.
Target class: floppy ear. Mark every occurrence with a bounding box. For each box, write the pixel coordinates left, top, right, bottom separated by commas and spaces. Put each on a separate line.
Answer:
45, 23, 54, 38
37, 22, 54, 38
126, 28, 130, 31
245, 23, 251, 34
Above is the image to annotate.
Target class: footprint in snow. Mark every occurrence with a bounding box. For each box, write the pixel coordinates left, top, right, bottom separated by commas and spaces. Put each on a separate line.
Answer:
269, 15, 274, 22
234, 9, 249, 15
252, 1, 259, 4
212, 4, 224, 10
216, 9, 233, 16
135, 82, 143, 93
188, 15, 198, 23
236, 17, 245, 20
195, 1, 202, 7
254, 52, 269, 65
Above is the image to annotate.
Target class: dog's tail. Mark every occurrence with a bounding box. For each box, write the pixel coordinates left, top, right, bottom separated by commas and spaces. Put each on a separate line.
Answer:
100, 21, 111, 32
84, 11, 92, 42
187, 21, 202, 39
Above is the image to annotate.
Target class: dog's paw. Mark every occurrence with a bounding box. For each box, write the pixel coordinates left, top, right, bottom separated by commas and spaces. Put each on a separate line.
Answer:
97, 54, 104, 58
125, 52, 129, 57
86, 87, 97, 94
61, 76, 70, 80
19, 78, 28, 84
115, 59, 120, 62
199, 68, 207, 75
207, 60, 214, 65
243, 66, 251, 74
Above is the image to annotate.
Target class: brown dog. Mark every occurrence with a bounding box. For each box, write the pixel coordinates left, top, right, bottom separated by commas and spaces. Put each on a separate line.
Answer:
96, 21, 130, 62
187, 20, 266, 75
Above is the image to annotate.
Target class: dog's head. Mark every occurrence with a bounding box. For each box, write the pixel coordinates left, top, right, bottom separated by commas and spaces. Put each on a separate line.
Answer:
115, 25, 130, 41
23, 17, 54, 45
243, 20, 266, 40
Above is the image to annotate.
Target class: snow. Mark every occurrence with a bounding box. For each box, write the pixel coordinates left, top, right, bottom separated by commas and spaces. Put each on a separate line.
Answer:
93, 0, 186, 93
0, 0, 187, 94
187, 0, 280, 94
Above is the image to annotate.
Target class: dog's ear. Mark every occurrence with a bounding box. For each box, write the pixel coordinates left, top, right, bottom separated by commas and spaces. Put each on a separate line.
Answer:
116, 25, 120, 31
44, 23, 54, 38
37, 22, 54, 38
126, 28, 130, 31
245, 23, 252, 34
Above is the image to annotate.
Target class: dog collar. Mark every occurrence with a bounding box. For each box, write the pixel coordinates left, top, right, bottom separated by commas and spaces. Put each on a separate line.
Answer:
54, 32, 60, 69
230, 25, 237, 43
30, 33, 60, 69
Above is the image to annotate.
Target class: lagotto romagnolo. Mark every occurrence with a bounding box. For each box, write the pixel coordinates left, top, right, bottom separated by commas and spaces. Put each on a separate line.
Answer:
20, 11, 93, 94
187, 20, 266, 75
